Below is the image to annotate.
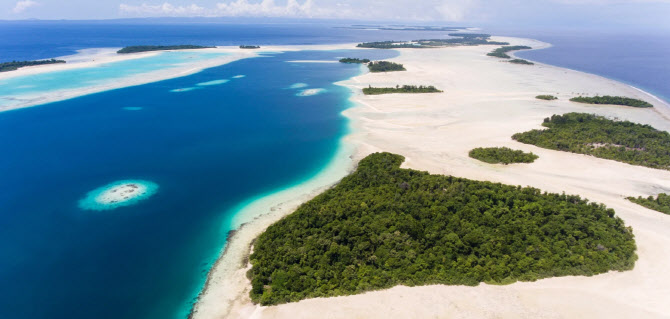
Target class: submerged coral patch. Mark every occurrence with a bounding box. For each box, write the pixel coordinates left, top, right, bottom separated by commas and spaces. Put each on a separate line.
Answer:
78, 180, 159, 211
296, 88, 326, 96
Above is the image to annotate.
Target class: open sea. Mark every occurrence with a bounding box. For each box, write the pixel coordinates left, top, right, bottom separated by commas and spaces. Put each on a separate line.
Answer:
0, 21, 668, 319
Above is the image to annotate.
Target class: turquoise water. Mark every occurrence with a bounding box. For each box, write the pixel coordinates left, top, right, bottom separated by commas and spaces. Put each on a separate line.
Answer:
0, 51, 228, 108
0, 48, 397, 319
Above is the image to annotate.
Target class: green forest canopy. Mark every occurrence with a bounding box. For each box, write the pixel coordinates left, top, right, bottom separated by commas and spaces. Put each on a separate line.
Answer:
367, 61, 406, 72
117, 45, 214, 54
0, 59, 65, 72
339, 58, 370, 64
570, 96, 653, 108
536, 95, 558, 100
248, 152, 637, 305
487, 46, 532, 59
363, 85, 442, 95
469, 147, 539, 164
513, 113, 670, 170
628, 193, 670, 215
509, 59, 534, 65
357, 34, 508, 49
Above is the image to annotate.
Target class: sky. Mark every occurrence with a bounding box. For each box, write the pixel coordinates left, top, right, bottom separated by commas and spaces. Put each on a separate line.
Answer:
2, 0, 669, 29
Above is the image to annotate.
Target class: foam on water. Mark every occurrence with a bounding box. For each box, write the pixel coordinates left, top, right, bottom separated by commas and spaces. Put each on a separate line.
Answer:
196, 79, 229, 86
296, 88, 326, 96
232, 75, 245, 79
78, 180, 159, 211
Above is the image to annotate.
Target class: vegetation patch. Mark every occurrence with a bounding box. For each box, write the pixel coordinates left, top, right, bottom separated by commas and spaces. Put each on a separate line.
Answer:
248, 152, 637, 305
570, 96, 653, 108
509, 59, 534, 65
469, 147, 538, 164
357, 34, 508, 49
536, 95, 558, 100
339, 58, 370, 64
487, 46, 532, 59
117, 45, 214, 54
627, 193, 670, 215
367, 61, 406, 72
0, 59, 66, 72
239, 45, 260, 49
363, 85, 442, 95
513, 113, 670, 170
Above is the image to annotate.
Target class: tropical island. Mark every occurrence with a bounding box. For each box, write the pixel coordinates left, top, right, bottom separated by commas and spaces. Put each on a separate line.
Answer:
368, 61, 406, 72
363, 85, 442, 95
513, 113, 670, 170
536, 95, 558, 100
0, 59, 66, 72
469, 147, 538, 164
487, 45, 533, 59
627, 193, 670, 215
339, 58, 371, 64
117, 45, 215, 54
239, 45, 261, 49
247, 152, 637, 306
357, 33, 509, 49
570, 95, 653, 108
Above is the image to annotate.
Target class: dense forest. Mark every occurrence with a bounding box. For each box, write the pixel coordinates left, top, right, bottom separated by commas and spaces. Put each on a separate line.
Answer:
570, 96, 653, 108
117, 45, 214, 54
357, 34, 508, 49
487, 46, 533, 59
248, 152, 637, 305
363, 85, 442, 95
239, 45, 260, 49
0, 59, 65, 72
509, 59, 534, 65
339, 58, 371, 64
368, 61, 406, 72
628, 193, 670, 215
536, 95, 558, 100
469, 147, 539, 164
513, 113, 670, 170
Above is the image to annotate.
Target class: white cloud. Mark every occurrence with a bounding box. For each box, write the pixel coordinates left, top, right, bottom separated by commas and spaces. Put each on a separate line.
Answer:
12, 0, 39, 14
120, 0, 325, 18
436, 0, 479, 21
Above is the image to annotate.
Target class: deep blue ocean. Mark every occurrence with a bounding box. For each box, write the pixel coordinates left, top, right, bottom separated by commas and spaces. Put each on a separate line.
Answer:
0, 21, 668, 319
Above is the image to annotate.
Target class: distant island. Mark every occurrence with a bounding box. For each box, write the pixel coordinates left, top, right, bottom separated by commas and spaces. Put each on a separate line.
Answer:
239, 45, 260, 49
487, 45, 532, 59
0, 59, 66, 72
248, 152, 637, 305
513, 113, 670, 170
469, 147, 538, 164
368, 61, 406, 72
117, 45, 215, 54
363, 85, 442, 95
339, 58, 370, 64
357, 33, 509, 49
536, 95, 558, 100
339, 25, 467, 32
569, 95, 653, 108
628, 193, 670, 215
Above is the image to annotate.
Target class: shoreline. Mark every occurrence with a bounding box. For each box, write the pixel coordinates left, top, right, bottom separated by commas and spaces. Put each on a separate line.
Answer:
192, 37, 670, 319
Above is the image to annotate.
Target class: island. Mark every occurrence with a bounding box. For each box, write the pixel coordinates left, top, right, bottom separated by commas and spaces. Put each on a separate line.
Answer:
569, 95, 653, 108
357, 34, 509, 49
536, 95, 558, 100
78, 180, 159, 211
117, 45, 215, 54
512, 113, 670, 170
627, 193, 670, 215
469, 147, 538, 164
339, 25, 467, 32
0, 59, 66, 72
368, 61, 406, 72
247, 152, 637, 305
487, 45, 533, 59
239, 45, 261, 49
339, 58, 370, 64
363, 85, 442, 95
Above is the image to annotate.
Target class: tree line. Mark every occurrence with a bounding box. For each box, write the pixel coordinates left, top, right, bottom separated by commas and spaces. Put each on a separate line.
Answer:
363, 85, 442, 95
0, 59, 65, 72
469, 147, 538, 164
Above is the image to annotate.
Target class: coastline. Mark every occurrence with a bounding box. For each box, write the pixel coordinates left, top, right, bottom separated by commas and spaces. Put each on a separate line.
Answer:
193, 37, 670, 319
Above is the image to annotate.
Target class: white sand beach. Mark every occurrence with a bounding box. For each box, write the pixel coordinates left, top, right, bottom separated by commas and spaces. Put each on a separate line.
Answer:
192, 37, 670, 319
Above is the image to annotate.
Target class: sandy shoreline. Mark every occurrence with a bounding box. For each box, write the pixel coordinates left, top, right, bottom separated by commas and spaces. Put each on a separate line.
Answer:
192, 37, 670, 319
